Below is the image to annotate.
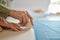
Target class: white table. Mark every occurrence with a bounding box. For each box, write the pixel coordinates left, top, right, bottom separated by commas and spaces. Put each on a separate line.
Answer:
0, 28, 35, 40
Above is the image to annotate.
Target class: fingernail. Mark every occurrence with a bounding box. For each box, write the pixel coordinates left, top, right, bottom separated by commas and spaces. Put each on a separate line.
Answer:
15, 29, 19, 31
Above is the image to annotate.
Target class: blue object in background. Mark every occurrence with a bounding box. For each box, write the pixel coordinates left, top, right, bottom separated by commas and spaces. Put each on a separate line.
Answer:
33, 19, 60, 40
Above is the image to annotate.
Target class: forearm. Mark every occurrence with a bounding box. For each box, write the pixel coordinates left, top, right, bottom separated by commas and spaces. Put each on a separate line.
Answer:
0, 4, 12, 18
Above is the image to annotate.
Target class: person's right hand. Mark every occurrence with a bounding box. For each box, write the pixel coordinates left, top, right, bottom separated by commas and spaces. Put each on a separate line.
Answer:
9, 10, 33, 26
0, 17, 23, 32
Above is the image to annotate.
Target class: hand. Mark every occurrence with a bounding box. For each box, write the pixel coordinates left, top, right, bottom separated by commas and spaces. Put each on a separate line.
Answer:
9, 10, 33, 26
0, 17, 23, 32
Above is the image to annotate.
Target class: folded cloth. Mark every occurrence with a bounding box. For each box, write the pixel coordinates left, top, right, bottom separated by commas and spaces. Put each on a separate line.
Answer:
34, 19, 60, 40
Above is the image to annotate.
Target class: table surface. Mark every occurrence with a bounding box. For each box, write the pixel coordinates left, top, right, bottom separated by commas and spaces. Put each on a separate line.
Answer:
0, 28, 35, 40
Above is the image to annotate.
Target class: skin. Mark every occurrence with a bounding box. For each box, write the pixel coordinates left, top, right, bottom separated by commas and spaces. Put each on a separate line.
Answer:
0, 10, 33, 32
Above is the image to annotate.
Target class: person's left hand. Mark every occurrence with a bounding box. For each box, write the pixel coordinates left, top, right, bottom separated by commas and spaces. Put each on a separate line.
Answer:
9, 10, 33, 26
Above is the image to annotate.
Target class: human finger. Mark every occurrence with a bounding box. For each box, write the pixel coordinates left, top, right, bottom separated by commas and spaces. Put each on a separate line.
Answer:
26, 11, 34, 25
0, 26, 3, 32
